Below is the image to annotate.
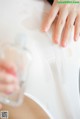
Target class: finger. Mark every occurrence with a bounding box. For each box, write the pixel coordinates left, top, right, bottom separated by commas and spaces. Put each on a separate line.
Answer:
52, 17, 58, 43
53, 8, 68, 44
0, 59, 17, 75
42, 4, 59, 32
0, 104, 2, 110
0, 83, 15, 93
61, 12, 76, 47
0, 83, 20, 94
74, 14, 80, 41
0, 72, 18, 84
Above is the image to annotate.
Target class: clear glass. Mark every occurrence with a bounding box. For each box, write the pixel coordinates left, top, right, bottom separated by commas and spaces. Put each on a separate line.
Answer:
0, 35, 32, 107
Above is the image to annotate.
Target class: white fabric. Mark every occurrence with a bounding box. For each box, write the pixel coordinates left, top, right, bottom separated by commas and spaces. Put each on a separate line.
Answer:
0, 0, 80, 119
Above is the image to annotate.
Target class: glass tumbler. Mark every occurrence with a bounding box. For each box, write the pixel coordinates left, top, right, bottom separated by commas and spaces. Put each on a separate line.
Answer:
0, 34, 32, 106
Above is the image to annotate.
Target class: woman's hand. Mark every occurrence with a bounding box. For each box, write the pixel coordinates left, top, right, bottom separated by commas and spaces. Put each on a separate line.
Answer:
42, 0, 80, 47
0, 60, 19, 109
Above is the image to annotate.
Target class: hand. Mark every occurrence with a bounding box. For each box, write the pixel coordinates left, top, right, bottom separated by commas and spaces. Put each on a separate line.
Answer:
0, 60, 19, 109
42, 0, 80, 47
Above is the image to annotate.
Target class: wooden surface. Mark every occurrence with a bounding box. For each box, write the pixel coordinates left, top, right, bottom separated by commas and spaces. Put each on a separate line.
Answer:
0, 96, 50, 119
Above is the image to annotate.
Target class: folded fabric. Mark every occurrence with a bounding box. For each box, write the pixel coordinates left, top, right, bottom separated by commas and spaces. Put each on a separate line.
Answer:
1, 0, 80, 119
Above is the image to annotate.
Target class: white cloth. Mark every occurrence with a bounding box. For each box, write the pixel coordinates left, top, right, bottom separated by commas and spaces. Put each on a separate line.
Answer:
0, 0, 80, 119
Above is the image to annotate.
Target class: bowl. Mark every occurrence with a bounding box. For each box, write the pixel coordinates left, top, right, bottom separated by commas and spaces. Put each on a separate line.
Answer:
1, 93, 53, 119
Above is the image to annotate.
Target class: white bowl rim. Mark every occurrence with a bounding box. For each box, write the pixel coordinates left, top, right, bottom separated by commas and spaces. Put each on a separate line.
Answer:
24, 93, 53, 119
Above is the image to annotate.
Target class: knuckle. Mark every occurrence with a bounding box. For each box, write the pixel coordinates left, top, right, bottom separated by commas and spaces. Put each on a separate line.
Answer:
66, 20, 73, 29
69, 23, 73, 28
63, 5, 68, 9
67, 24, 73, 30
59, 19, 64, 25
60, 4, 70, 10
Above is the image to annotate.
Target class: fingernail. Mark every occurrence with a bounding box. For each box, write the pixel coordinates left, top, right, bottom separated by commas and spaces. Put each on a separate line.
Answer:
54, 40, 58, 44
60, 42, 66, 47
42, 28, 48, 32
42, 24, 49, 32
45, 28, 48, 32
75, 36, 79, 41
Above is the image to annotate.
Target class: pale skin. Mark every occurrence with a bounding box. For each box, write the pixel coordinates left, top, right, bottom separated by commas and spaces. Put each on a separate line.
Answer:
42, 0, 80, 47
0, 60, 20, 109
